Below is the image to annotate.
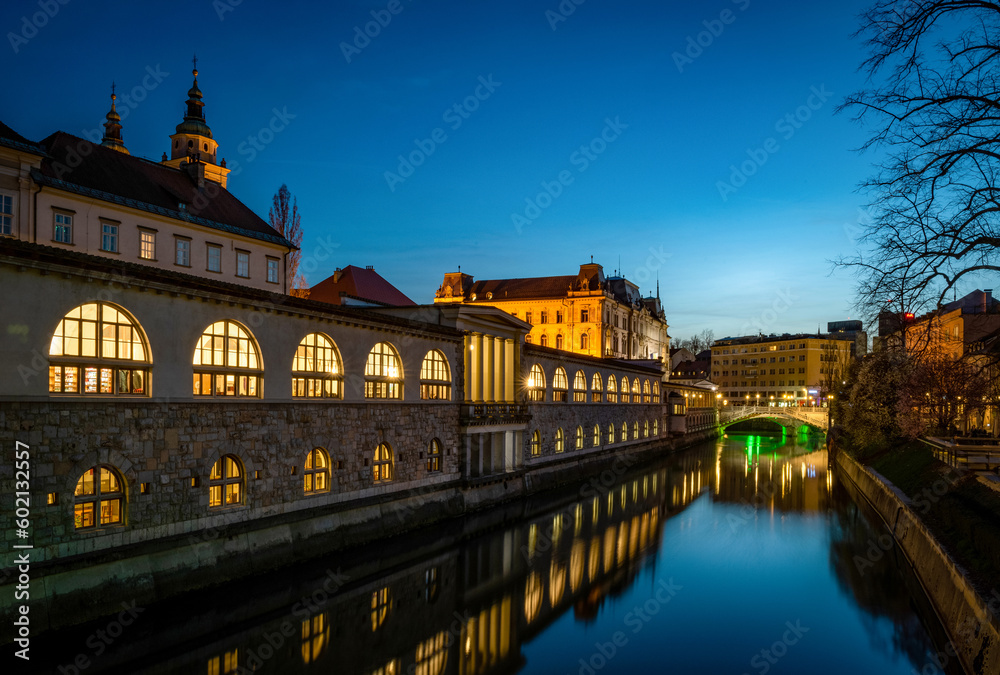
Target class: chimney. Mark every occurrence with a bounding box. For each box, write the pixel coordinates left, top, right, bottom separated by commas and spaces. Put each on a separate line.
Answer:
333, 267, 343, 282
366, 265, 374, 270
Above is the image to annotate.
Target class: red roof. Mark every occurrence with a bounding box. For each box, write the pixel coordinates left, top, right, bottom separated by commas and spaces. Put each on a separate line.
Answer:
310, 265, 416, 307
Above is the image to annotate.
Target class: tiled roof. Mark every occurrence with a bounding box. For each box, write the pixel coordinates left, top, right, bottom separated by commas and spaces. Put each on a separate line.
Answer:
32, 131, 292, 248
0, 121, 45, 155
310, 265, 416, 307
465, 275, 582, 301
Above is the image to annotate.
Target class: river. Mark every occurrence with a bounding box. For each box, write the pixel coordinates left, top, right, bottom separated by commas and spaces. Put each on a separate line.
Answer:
32, 430, 965, 674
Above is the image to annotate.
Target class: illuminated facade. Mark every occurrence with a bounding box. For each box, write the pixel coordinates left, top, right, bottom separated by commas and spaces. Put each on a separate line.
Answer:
711, 330, 860, 405
433, 262, 670, 363
0, 65, 293, 292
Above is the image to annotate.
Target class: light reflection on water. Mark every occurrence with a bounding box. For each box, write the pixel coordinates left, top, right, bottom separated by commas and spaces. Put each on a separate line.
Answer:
33, 431, 963, 675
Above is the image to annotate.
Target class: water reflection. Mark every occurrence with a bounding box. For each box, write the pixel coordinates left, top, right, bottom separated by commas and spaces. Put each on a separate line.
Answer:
34, 431, 961, 674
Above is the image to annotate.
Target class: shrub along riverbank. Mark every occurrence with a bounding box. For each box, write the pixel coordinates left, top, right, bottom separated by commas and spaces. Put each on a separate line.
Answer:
846, 439, 1000, 596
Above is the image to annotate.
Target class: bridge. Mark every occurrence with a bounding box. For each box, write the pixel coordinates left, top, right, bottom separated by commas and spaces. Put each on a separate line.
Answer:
719, 405, 828, 431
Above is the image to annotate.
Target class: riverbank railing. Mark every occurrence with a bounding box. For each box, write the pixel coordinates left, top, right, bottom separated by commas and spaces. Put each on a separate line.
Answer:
923, 437, 1000, 473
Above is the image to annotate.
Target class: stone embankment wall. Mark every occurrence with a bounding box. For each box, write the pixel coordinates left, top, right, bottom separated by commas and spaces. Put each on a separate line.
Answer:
837, 452, 1000, 675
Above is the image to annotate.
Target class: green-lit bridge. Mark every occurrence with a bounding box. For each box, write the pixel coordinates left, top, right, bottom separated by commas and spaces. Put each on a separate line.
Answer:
719, 405, 828, 431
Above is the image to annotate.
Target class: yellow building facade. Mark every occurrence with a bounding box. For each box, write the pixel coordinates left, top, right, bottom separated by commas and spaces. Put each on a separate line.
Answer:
711, 333, 856, 405
433, 263, 670, 363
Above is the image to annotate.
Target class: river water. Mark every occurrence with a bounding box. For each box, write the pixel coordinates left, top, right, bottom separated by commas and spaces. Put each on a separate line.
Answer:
33, 430, 965, 674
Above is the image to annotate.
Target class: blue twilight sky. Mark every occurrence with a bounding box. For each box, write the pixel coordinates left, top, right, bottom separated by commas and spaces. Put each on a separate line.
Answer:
2, 0, 885, 340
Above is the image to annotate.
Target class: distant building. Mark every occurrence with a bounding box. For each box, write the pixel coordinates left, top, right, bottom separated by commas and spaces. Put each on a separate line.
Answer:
0, 65, 294, 292
433, 262, 670, 362
669, 347, 695, 370
711, 326, 863, 405
878, 289, 1000, 358
310, 265, 416, 307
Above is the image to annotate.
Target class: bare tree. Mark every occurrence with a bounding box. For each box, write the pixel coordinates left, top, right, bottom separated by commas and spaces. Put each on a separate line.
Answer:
268, 184, 306, 296
837, 1, 1000, 325
677, 329, 716, 354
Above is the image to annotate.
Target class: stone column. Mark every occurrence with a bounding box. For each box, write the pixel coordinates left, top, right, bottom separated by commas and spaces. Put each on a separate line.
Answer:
505, 339, 515, 402
494, 336, 505, 402
483, 335, 494, 403
470, 333, 483, 402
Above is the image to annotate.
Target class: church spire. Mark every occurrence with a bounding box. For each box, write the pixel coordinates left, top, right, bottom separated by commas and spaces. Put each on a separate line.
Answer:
100, 83, 129, 155
162, 55, 230, 187
182, 55, 208, 129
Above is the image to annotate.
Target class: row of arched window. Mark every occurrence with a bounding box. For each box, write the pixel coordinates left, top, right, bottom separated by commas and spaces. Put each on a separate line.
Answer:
526, 333, 591, 351
69, 439, 446, 531
47, 301, 452, 400
526, 364, 660, 404
528, 419, 659, 456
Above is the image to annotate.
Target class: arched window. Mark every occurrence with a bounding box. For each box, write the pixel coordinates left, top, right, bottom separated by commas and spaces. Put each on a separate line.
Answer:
373, 443, 394, 483
365, 342, 402, 399
591, 372, 603, 402
74, 465, 124, 529
304, 448, 330, 494
371, 587, 390, 631
530, 430, 541, 456
622, 421, 628, 440
193, 321, 262, 397
573, 370, 587, 402
653, 419, 659, 436
593, 424, 601, 447
608, 423, 615, 443
414, 632, 448, 675
575, 425, 584, 449
643, 380, 651, 403
606, 376, 618, 403
524, 572, 542, 625
555, 334, 564, 350
300, 612, 330, 665
292, 333, 342, 398
581, 333, 589, 350
527, 364, 545, 402
553, 367, 568, 402
632, 378, 641, 402
525, 335, 532, 344
633, 421, 639, 439
644, 420, 650, 438
49, 302, 150, 395
555, 427, 565, 453
619, 376, 629, 403
209, 455, 243, 507
420, 350, 451, 400
653, 381, 661, 402
540, 334, 548, 348
427, 438, 442, 472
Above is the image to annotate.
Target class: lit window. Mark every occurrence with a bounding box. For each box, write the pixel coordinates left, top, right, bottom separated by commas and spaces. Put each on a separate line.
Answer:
553, 367, 568, 402
419, 350, 451, 400
209, 455, 243, 507
621, 376, 630, 403
292, 333, 342, 398
573, 370, 587, 402
414, 631, 447, 675
304, 448, 330, 494
608, 423, 615, 443
73, 465, 124, 529
300, 612, 329, 665
632, 378, 641, 402
371, 587, 390, 631
207, 244, 222, 272
593, 424, 601, 446
139, 230, 155, 260
236, 250, 250, 278
365, 342, 402, 399
575, 425, 584, 449
426, 438, 442, 472
644, 420, 650, 437
633, 421, 639, 438
653, 419, 658, 436
622, 421, 628, 440
206, 649, 239, 675
530, 430, 541, 456
525, 572, 542, 624
643, 380, 651, 403
555, 427, 564, 453
49, 302, 150, 395
175, 237, 190, 266
527, 364, 545, 401
606, 376, 618, 403
0, 193, 13, 235
54, 212, 73, 243
192, 320, 262, 397
101, 222, 118, 252
591, 372, 603, 402
373, 443, 394, 483
266, 257, 279, 284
